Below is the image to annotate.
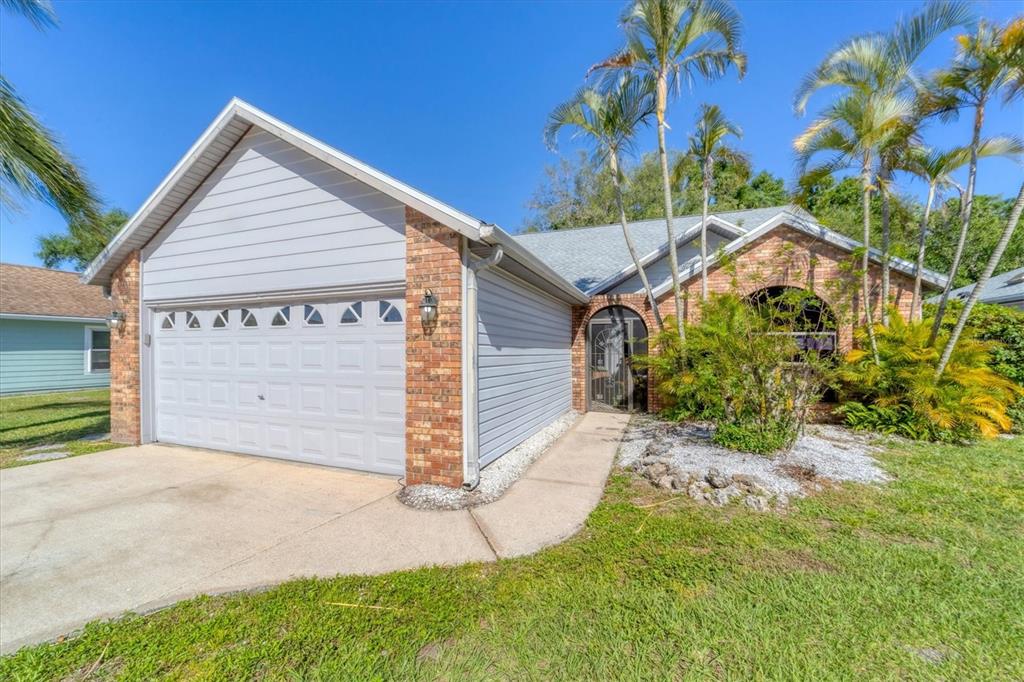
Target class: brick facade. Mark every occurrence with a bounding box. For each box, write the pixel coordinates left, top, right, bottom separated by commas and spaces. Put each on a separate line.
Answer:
404, 207, 464, 487
109, 250, 141, 444
572, 224, 919, 414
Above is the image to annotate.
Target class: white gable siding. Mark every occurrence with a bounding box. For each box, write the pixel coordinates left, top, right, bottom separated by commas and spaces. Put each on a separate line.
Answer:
142, 128, 406, 302
477, 268, 571, 467
606, 232, 729, 294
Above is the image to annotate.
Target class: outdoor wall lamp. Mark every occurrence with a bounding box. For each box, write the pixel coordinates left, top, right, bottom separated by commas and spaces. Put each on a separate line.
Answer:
106, 311, 125, 330
419, 290, 438, 324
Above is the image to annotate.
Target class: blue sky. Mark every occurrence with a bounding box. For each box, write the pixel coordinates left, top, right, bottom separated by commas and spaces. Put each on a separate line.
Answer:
2, 0, 1021, 268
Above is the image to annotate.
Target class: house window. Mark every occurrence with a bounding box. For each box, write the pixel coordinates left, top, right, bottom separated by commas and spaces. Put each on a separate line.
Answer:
240, 309, 258, 328
271, 306, 290, 327
85, 328, 110, 373
303, 304, 324, 326
161, 312, 175, 330
186, 311, 201, 329
379, 300, 403, 324
212, 310, 229, 328
340, 302, 362, 324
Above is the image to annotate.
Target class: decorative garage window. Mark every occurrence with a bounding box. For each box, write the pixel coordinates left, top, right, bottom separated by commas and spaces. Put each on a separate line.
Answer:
161, 312, 175, 330
212, 310, 229, 328
379, 300, 403, 324
303, 304, 323, 326
340, 302, 362, 324
271, 307, 290, 327
85, 327, 110, 373
240, 308, 258, 328
186, 311, 201, 329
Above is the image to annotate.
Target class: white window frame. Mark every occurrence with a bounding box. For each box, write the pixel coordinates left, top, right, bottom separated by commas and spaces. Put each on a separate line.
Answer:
84, 325, 111, 374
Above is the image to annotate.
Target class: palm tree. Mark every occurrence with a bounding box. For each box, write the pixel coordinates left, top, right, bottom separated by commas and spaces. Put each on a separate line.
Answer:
936, 182, 1023, 377
686, 103, 741, 300
924, 17, 1024, 345
1, 0, 98, 223
900, 136, 1023, 318
795, 93, 914, 364
590, 0, 746, 340
796, 0, 971, 328
545, 77, 665, 330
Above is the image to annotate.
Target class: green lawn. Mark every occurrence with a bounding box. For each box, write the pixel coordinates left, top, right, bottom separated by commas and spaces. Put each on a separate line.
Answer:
0, 389, 120, 469
2, 436, 1022, 680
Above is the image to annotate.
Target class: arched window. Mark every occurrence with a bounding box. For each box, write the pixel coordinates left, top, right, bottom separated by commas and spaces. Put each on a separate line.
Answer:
747, 286, 837, 356
340, 302, 362, 325
161, 312, 175, 330
271, 306, 290, 327
240, 309, 258, 328
303, 304, 324, 326
212, 310, 229, 328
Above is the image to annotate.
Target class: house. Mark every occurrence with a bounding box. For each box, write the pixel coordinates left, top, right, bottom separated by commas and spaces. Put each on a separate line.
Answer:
81, 99, 947, 489
0, 263, 113, 394
942, 267, 1024, 311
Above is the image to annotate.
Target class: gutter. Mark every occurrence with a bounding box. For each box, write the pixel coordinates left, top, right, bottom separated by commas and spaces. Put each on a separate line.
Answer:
462, 245, 504, 490
479, 224, 590, 305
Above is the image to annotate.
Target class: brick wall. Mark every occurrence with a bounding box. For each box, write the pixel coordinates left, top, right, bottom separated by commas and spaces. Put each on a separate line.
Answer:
572, 224, 920, 414
109, 251, 141, 444
404, 207, 464, 488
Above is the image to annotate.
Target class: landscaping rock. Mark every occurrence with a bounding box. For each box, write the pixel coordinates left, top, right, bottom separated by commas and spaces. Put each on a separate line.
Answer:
25, 443, 65, 453
706, 468, 731, 489
670, 475, 686, 491
646, 462, 670, 480
656, 475, 675, 491
744, 495, 770, 512
709, 489, 732, 506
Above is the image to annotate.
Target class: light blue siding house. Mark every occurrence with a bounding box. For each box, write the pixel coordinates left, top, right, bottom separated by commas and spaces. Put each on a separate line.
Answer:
0, 263, 113, 395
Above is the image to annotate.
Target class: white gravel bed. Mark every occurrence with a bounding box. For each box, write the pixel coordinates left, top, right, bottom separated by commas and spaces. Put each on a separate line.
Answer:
620, 416, 889, 504
399, 411, 581, 510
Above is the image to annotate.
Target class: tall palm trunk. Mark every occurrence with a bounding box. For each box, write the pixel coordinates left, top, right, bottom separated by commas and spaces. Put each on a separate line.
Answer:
610, 151, 664, 330
929, 102, 984, 346
700, 161, 711, 301
911, 183, 936, 320
936, 182, 1024, 377
861, 155, 880, 365
879, 166, 892, 326
655, 72, 685, 341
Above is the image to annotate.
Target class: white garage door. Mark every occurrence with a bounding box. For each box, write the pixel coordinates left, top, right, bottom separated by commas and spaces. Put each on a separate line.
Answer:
152, 298, 406, 474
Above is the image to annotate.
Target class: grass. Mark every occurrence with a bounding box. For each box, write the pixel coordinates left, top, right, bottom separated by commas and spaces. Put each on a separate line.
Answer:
0, 389, 120, 469
2, 435, 1022, 680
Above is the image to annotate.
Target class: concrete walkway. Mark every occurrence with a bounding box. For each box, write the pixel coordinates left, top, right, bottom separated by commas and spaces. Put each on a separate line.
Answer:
0, 411, 628, 653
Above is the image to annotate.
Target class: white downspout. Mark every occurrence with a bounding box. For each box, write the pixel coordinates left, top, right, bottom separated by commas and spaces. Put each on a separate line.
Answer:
462, 241, 503, 490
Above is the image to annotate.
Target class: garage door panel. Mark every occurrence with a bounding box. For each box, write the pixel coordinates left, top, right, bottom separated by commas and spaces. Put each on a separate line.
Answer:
153, 298, 405, 474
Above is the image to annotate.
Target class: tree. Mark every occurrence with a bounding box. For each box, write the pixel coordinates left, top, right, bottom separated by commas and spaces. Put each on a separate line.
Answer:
936, 182, 1023, 377
36, 208, 128, 270
545, 78, 665, 329
685, 103, 742, 300
924, 16, 1024, 345
900, 137, 1023, 318
0, 0, 98, 223
794, 0, 969, 357
590, 0, 746, 340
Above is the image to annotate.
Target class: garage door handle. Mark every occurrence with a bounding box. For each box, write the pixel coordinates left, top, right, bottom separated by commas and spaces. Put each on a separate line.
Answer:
257, 394, 265, 400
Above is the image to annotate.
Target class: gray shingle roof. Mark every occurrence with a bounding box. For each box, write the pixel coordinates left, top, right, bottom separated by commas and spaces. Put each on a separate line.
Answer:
512, 205, 810, 292
946, 267, 1024, 306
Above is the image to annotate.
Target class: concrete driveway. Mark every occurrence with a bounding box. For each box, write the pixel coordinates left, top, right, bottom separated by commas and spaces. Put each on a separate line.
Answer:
0, 412, 628, 653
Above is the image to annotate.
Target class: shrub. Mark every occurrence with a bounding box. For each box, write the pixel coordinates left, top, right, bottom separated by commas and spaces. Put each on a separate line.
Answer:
836, 312, 1022, 442
638, 292, 833, 454
926, 301, 1024, 432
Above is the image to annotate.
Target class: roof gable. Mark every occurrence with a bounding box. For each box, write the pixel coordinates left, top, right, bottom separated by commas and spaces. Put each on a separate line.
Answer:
82, 99, 489, 287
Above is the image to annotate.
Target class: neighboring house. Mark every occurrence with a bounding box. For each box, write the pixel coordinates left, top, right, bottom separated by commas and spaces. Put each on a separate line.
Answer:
0, 263, 113, 395
942, 267, 1024, 311
82, 99, 947, 489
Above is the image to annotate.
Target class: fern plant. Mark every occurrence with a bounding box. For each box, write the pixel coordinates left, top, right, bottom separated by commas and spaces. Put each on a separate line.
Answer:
836, 311, 1022, 441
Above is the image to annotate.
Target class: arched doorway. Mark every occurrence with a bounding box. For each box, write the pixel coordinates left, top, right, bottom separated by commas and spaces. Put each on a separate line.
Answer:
747, 286, 837, 357
587, 306, 648, 412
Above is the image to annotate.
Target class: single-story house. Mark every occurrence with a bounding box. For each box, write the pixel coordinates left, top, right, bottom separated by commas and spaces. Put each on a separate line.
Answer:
0, 263, 113, 394
82, 99, 947, 488
942, 267, 1024, 311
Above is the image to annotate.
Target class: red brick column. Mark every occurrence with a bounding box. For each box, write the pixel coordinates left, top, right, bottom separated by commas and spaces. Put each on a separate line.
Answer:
109, 251, 141, 444
404, 207, 463, 487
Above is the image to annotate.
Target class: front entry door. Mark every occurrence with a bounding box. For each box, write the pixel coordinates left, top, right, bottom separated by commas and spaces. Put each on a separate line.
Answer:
587, 307, 648, 412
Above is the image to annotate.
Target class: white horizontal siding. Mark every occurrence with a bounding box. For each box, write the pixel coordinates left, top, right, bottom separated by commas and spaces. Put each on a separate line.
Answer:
143, 128, 405, 301
477, 268, 571, 467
